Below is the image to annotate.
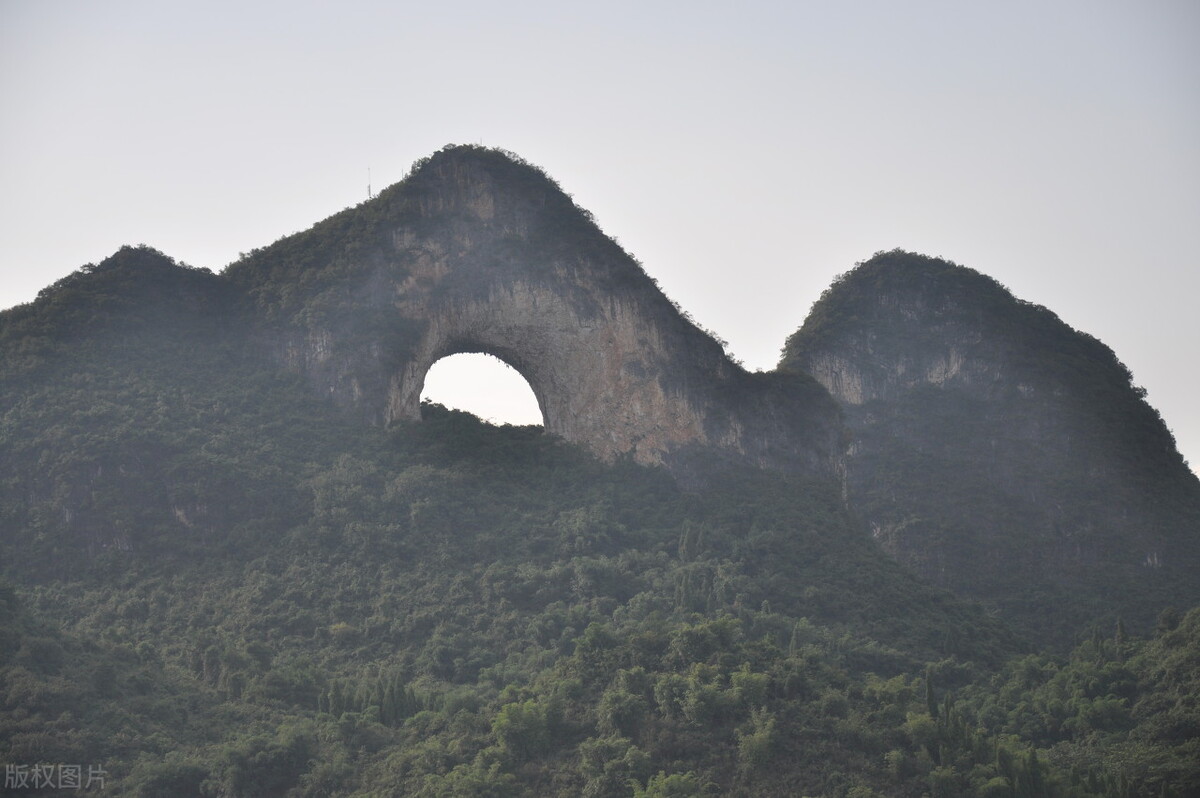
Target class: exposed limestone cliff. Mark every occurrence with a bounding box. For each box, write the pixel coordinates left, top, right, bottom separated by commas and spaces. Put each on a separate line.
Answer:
6, 151, 1196, 648
227, 146, 843, 481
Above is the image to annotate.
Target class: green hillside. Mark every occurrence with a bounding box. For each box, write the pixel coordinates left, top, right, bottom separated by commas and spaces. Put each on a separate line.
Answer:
0, 166, 1197, 795
781, 250, 1200, 644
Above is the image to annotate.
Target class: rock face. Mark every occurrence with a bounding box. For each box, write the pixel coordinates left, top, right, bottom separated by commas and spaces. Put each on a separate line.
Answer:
223, 152, 1200, 641
7, 148, 1195, 644
227, 146, 843, 480
782, 251, 1200, 640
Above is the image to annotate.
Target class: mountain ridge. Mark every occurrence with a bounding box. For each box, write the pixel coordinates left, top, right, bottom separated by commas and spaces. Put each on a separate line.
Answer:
209, 145, 844, 480
2, 145, 1199, 796
781, 249, 1200, 638
4, 148, 1197, 645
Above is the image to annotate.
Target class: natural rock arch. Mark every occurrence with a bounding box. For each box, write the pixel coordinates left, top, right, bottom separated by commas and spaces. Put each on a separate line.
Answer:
386, 267, 720, 464
232, 146, 842, 479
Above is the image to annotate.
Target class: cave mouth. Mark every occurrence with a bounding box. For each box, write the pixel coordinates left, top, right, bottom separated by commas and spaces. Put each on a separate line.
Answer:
420, 352, 544, 427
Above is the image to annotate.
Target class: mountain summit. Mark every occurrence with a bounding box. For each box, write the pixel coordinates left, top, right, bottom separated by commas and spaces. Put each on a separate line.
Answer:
1, 147, 1198, 795
782, 249, 1200, 637
3, 148, 1196, 642
225, 145, 843, 480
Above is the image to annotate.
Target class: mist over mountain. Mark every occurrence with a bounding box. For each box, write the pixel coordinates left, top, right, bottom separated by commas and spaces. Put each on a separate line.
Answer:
2, 146, 1197, 796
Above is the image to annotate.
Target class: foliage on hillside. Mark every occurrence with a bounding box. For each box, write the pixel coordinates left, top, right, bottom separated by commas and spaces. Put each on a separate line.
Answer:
0, 251, 1196, 796
3, 435, 1200, 798
221, 145, 648, 327
0, 245, 232, 383
782, 249, 1192, 490
2, 193, 1198, 793
219, 145, 735, 396
778, 250, 1200, 643
0, 246, 351, 577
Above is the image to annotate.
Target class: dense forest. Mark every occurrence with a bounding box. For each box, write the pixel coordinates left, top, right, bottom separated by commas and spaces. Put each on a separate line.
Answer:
2, 149, 1198, 796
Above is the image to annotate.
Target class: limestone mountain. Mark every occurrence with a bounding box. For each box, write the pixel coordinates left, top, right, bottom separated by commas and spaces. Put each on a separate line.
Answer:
781, 249, 1200, 641
2, 147, 1199, 795
224, 145, 842, 482
4, 147, 1195, 642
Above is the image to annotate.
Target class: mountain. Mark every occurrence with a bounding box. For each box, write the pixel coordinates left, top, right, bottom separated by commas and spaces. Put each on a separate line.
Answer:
1, 146, 1198, 796
780, 250, 1200, 641
223, 145, 841, 481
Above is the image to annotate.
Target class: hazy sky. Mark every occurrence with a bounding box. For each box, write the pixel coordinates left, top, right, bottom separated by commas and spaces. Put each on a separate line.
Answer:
3, 1, 1198, 472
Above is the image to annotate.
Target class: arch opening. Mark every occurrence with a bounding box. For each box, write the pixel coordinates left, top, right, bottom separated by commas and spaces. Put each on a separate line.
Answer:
420, 352, 544, 427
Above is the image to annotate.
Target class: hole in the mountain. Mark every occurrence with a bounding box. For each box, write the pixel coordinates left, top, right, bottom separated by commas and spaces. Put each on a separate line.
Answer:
420, 353, 544, 427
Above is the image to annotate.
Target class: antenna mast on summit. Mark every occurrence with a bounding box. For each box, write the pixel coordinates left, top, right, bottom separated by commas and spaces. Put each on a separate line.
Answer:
367, 167, 373, 200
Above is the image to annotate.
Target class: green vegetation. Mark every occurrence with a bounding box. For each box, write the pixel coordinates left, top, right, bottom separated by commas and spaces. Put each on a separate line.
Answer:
223, 145, 661, 326
781, 250, 1189, 485
780, 250, 1200, 645
1, 179, 1196, 793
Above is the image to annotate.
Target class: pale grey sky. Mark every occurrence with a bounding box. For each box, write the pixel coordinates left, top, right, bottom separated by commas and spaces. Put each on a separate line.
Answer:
2, 0, 1197, 472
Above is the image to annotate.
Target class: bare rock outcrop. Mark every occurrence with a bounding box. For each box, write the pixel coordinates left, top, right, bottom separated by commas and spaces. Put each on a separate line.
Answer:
229, 146, 842, 481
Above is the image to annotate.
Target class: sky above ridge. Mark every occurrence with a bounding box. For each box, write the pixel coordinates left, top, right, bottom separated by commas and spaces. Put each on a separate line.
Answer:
2, 0, 1198, 472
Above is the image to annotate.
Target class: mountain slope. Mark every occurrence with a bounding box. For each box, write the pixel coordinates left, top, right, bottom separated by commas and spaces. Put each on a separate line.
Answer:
221, 144, 843, 481
780, 249, 1200, 643
1, 245, 1031, 795
1, 152, 1198, 795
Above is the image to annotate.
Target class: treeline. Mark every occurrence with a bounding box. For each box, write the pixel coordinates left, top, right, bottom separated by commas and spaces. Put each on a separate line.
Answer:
4, 564, 1198, 795
2, 240, 1197, 795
